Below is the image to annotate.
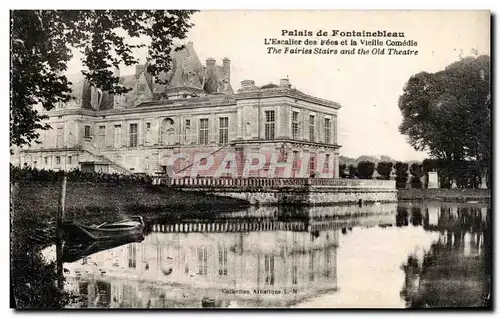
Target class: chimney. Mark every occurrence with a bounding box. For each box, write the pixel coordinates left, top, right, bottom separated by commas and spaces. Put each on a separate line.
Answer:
222, 57, 231, 82
112, 67, 122, 109
279, 78, 291, 88
241, 80, 256, 90
113, 94, 123, 110
206, 58, 216, 68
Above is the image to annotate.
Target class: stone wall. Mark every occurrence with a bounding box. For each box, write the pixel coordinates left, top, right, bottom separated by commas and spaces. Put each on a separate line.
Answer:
181, 184, 397, 206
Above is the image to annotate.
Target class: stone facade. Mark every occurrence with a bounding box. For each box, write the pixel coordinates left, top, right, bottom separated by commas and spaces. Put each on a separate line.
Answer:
11, 43, 341, 178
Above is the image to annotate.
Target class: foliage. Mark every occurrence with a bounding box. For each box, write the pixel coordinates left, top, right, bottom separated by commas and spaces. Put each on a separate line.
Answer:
348, 164, 357, 179
394, 161, 409, 189
10, 185, 76, 308
10, 164, 153, 184
339, 164, 347, 178
376, 161, 393, 180
11, 239, 74, 308
356, 160, 375, 179
409, 163, 423, 188
10, 10, 197, 149
398, 55, 491, 179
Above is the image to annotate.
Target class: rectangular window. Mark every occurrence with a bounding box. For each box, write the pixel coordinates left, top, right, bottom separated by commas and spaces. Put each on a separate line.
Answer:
184, 119, 191, 142
292, 111, 300, 139
219, 117, 229, 144
113, 125, 121, 148
199, 118, 209, 145
98, 125, 106, 148
84, 125, 91, 138
55, 156, 61, 165
129, 124, 138, 147
293, 151, 300, 172
264, 254, 275, 286
44, 157, 48, 165
128, 244, 136, 268
218, 245, 228, 276
68, 156, 72, 165
324, 118, 331, 144
197, 247, 208, 276
325, 154, 330, 170
56, 127, 63, 148
325, 249, 331, 278
292, 254, 298, 285
309, 115, 315, 142
310, 155, 315, 174
265, 110, 275, 140
146, 122, 151, 129
309, 252, 315, 282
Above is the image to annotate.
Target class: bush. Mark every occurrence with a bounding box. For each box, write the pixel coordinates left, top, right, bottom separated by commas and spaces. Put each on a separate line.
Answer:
10, 164, 153, 185
357, 160, 375, 179
348, 164, 358, 179
376, 161, 393, 180
339, 164, 348, 178
410, 163, 423, 188
395, 162, 409, 189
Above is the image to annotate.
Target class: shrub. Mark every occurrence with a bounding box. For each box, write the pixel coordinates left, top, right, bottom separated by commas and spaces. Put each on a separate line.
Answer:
357, 160, 375, 179
10, 164, 153, 185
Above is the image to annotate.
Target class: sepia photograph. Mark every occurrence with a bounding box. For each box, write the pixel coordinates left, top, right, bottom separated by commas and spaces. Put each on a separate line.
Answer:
9, 9, 492, 309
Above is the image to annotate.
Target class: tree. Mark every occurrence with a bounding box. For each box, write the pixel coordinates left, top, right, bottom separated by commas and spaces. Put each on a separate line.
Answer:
339, 164, 347, 178
10, 10, 197, 149
409, 163, 423, 188
398, 55, 491, 182
376, 161, 393, 180
348, 164, 357, 179
395, 161, 409, 189
357, 160, 375, 179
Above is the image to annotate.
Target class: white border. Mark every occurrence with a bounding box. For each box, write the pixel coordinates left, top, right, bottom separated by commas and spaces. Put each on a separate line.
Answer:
2, 1, 498, 317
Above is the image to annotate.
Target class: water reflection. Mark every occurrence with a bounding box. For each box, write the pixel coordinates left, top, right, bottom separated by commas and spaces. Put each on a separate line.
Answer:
43, 202, 490, 308
400, 204, 491, 308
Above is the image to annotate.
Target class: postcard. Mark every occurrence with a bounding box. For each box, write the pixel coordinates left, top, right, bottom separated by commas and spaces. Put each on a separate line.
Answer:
9, 10, 491, 309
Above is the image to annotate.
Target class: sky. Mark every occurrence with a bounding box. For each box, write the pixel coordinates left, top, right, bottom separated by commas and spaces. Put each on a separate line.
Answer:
66, 10, 490, 161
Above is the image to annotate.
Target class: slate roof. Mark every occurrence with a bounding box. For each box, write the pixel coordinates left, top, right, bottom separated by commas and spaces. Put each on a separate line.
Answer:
65, 42, 235, 109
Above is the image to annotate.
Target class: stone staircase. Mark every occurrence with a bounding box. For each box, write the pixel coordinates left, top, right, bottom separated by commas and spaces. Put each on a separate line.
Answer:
82, 143, 131, 175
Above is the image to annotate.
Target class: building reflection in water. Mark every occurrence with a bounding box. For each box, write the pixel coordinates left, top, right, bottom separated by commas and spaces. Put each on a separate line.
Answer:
60, 204, 398, 308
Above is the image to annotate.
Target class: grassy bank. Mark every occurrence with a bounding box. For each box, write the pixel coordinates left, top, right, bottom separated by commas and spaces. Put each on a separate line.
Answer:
398, 189, 490, 202
11, 181, 250, 225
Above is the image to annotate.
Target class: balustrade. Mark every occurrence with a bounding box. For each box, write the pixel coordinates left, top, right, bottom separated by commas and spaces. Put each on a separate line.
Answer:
151, 176, 395, 189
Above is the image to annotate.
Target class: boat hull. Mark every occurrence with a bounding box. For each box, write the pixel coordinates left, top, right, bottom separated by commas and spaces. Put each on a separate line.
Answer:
61, 217, 145, 241
62, 235, 145, 263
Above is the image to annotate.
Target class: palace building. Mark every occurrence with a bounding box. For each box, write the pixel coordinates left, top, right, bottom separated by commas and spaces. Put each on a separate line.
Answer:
11, 42, 341, 178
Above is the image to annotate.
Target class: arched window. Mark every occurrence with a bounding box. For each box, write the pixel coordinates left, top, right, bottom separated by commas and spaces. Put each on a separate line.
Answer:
160, 118, 175, 145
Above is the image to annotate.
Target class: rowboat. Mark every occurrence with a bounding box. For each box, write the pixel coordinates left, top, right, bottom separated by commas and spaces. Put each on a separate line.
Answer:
61, 216, 145, 241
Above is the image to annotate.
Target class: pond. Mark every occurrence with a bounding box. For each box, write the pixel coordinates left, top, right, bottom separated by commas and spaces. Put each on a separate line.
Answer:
42, 202, 491, 308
